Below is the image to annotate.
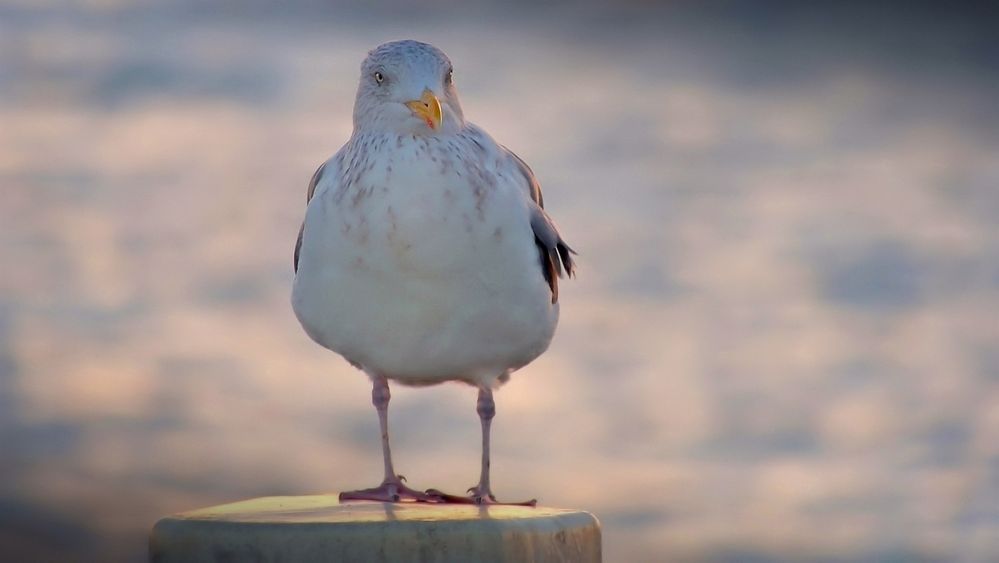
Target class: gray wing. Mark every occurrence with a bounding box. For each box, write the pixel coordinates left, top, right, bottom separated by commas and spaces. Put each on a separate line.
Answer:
294, 159, 331, 273
504, 147, 576, 303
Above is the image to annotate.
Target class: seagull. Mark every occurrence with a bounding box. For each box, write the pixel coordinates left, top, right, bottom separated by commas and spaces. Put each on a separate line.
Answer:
291, 40, 574, 505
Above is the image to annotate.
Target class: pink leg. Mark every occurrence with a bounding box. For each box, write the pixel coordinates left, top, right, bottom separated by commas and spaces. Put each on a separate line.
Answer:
340, 377, 437, 503
427, 388, 537, 506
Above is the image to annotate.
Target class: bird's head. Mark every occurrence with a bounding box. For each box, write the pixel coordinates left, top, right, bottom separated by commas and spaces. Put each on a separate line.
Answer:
353, 40, 465, 136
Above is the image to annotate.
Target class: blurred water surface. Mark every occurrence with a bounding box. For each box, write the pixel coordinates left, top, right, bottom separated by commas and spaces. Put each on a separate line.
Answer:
2, 2, 998, 561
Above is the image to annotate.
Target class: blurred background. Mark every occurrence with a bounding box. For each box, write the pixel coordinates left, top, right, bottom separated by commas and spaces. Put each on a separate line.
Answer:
2, 1, 998, 561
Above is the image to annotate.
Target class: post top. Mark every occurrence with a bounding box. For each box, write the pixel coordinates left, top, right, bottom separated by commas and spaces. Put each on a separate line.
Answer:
168, 494, 594, 525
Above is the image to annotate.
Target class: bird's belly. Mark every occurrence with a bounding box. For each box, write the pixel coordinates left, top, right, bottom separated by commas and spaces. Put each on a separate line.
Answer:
293, 167, 557, 385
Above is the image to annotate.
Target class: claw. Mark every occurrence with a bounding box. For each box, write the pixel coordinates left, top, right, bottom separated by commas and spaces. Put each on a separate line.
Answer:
475, 493, 497, 505
340, 477, 440, 503
427, 486, 537, 506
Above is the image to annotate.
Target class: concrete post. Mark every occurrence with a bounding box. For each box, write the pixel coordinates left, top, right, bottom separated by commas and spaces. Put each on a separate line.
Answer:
150, 495, 601, 562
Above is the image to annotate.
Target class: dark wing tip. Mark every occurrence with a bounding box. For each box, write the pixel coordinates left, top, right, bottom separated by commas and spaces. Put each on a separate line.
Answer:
537, 241, 560, 304
294, 222, 304, 273
557, 241, 576, 278
531, 207, 576, 303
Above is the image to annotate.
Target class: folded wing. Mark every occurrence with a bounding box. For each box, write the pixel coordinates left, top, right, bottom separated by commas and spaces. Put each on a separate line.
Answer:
294, 159, 334, 273
504, 149, 576, 303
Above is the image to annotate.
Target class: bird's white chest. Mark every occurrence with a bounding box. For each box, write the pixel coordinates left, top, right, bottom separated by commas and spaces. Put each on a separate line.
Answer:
293, 136, 557, 385
325, 138, 520, 275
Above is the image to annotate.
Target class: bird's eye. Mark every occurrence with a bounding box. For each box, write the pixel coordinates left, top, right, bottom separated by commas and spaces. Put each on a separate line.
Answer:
445, 68, 453, 85
373, 72, 385, 84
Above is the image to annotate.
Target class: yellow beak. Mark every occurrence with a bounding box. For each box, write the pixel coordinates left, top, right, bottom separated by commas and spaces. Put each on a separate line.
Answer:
405, 89, 443, 130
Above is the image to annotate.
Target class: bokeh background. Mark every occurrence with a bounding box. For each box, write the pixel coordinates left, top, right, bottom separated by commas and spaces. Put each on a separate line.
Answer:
2, 1, 998, 561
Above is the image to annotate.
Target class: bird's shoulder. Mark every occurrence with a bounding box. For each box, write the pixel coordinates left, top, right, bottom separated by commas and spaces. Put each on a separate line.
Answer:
295, 149, 345, 273
305, 149, 346, 205
461, 123, 543, 208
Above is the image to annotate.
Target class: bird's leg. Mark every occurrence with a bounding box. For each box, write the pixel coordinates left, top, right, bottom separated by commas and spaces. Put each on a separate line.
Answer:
375, 376, 397, 480
470, 387, 498, 501
339, 376, 438, 503
426, 388, 537, 506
